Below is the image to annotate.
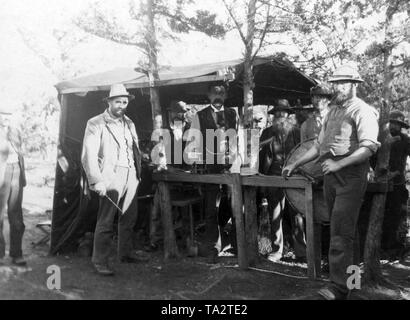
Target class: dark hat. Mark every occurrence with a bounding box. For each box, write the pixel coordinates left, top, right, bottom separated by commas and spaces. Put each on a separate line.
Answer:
207, 84, 226, 95
268, 99, 295, 114
103, 84, 135, 102
389, 110, 409, 129
293, 105, 316, 112
167, 101, 191, 113
310, 84, 333, 98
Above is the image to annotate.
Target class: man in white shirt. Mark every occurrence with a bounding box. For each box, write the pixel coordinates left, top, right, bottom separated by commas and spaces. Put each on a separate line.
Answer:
0, 109, 27, 266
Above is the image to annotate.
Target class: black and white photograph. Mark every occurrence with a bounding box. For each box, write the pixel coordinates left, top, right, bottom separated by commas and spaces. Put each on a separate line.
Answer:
0, 0, 409, 305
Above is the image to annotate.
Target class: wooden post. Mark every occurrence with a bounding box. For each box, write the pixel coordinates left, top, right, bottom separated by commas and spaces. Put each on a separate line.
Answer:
158, 182, 179, 260
314, 222, 322, 275
244, 186, 258, 267
50, 94, 69, 253
304, 182, 318, 279
231, 173, 248, 269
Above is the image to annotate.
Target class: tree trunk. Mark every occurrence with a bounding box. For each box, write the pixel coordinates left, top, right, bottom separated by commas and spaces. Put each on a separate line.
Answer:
239, 0, 258, 175
243, 58, 254, 127
363, 2, 396, 286
145, 0, 163, 131
242, 0, 256, 128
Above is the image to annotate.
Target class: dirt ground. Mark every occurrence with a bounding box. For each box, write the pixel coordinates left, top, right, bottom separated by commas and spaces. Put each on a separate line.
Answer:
0, 161, 409, 300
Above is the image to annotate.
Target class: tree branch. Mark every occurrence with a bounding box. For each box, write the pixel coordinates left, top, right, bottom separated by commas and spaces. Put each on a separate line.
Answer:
391, 59, 410, 70
252, 3, 271, 61
222, 0, 247, 44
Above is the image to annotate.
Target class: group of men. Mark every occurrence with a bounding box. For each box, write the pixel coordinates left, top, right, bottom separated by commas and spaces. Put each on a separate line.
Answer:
85, 67, 408, 301
0, 61, 408, 301
257, 84, 333, 264
78, 64, 410, 300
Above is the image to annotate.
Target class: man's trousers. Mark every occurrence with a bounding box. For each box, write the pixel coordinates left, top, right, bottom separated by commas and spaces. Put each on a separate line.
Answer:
324, 161, 368, 294
0, 163, 25, 259
382, 184, 408, 254
92, 166, 139, 265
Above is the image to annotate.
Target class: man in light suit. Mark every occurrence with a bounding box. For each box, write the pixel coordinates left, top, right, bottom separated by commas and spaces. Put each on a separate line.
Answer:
0, 109, 27, 266
82, 84, 144, 276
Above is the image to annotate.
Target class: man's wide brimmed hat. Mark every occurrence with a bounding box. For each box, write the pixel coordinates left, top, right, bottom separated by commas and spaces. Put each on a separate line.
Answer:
328, 64, 364, 83
389, 110, 409, 129
268, 99, 295, 114
103, 84, 135, 102
208, 84, 227, 95
293, 105, 316, 112
167, 100, 191, 113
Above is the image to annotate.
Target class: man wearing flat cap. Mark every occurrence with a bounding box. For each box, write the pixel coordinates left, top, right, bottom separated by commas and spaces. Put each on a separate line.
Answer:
300, 84, 333, 142
283, 64, 380, 299
259, 98, 300, 262
381, 110, 410, 260
82, 83, 145, 276
0, 108, 27, 267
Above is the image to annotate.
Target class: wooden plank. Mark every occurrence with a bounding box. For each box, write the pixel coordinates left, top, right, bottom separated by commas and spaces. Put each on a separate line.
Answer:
244, 187, 258, 267
304, 182, 318, 279
153, 172, 308, 189
153, 172, 233, 185
238, 175, 307, 189
314, 222, 322, 275
58, 75, 227, 95
158, 182, 179, 260
231, 173, 248, 269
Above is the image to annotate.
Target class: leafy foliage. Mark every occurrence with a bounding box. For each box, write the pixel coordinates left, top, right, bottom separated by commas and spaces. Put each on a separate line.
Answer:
75, 0, 227, 67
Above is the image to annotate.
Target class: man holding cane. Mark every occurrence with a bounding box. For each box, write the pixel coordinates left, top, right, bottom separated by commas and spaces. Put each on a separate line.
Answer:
82, 84, 145, 276
282, 64, 380, 300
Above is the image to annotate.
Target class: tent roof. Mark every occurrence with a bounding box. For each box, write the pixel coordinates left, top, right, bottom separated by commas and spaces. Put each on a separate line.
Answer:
55, 55, 315, 95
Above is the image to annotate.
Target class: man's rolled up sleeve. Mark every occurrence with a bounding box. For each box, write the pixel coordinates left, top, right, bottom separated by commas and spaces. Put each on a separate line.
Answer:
356, 107, 380, 154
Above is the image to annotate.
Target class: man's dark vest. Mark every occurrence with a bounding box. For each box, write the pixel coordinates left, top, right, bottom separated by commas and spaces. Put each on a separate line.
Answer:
197, 106, 237, 172
259, 120, 300, 176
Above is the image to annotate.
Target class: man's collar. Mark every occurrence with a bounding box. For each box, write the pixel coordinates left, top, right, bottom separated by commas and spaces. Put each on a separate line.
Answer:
210, 104, 224, 113
104, 109, 124, 123
338, 97, 358, 109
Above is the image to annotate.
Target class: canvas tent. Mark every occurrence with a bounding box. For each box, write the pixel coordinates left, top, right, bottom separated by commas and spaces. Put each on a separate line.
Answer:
51, 55, 316, 254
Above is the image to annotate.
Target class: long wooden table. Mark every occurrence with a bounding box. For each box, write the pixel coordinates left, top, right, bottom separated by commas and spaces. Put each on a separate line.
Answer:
152, 171, 389, 280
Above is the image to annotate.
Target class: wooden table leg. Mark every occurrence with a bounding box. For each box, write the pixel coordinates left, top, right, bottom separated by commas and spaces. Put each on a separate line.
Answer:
305, 182, 318, 279
231, 174, 248, 269
314, 222, 322, 275
158, 181, 179, 260
244, 186, 258, 267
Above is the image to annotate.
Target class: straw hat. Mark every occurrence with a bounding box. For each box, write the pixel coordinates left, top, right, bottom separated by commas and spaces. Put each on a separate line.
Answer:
103, 84, 135, 102
328, 64, 364, 83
